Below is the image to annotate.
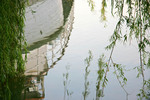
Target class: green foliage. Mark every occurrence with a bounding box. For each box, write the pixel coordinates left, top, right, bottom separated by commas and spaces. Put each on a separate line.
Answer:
137, 79, 150, 100
101, 0, 107, 21
0, 75, 25, 100
97, 54, 106, 81
83, 51, 93, 100
87, 0, 95, 11
147, 57, 150, 68
95, 54, 129, 99
108, 0, 150, 61
96, 54, 107, 99
0, 0, 27, 99
105, 0, 150, 99
113, 63, 127, 86
62, 0, 74, 24
106, 0, 150, 54
63, 66, 73, 100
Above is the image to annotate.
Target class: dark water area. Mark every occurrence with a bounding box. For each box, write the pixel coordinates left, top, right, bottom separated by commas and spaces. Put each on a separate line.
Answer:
1, 0, 150, 100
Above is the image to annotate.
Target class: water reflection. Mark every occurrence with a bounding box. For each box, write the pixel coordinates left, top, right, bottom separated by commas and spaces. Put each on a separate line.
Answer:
22, 0, 74, 100
1, 0, 150, 99
61, 53, 150, 100
96, 54, 106, 100
22, 76, 45, 100
83, 51, 93, 100
63, 66, 73, 100
95, 54, 150, 100
24, 0, 64, 45
0, 0, 74, 99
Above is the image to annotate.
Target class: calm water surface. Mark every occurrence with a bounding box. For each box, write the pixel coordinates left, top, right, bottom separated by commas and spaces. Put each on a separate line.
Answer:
23, 0, 150, 100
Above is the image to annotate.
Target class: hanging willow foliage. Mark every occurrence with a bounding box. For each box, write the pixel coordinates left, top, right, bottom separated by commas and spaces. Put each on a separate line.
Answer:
104, 0, 150, 99
106, 0, 150, 64
0, 0, 27, 99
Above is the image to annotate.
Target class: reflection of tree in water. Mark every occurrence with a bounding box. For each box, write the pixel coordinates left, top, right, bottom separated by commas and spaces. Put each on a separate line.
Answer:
99, 56, 129, 100
61, 1, 150, 98
104, 0, 149, 99
82, 51, 93, 100
96, 56, 150, 100
63, 51, 93, 100
62, 52, 149, 100
63, 66, 73, 100
95, 54, 129, 100
96, 54, 106, 100
87, 0, 95, 11
87, 0, 150, 99
146, 79, 150, 99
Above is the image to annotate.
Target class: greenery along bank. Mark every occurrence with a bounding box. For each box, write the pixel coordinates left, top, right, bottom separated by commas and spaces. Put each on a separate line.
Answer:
0, 0, 27, 99
0, 0, 74, 99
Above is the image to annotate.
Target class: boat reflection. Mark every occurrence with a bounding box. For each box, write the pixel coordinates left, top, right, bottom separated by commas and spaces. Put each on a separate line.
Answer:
22, 0, 74, 99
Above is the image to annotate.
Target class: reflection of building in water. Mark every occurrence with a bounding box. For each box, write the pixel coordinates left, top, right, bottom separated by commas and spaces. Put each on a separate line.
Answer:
25, 45, 48, 76
47, 4, 74, 68
24, 0, 74, 76
22, 0, 74, 99
22, 45, 47, 100
24, 0, 63, 45
27, 0, 45, 6
22, 76, 45, 100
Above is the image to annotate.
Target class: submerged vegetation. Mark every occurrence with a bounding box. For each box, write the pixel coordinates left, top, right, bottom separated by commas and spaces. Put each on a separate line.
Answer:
0, 0, 27, 99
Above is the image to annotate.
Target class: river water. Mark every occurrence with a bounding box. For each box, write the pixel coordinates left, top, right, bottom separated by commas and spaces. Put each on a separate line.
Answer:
23, 0, 150, 100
